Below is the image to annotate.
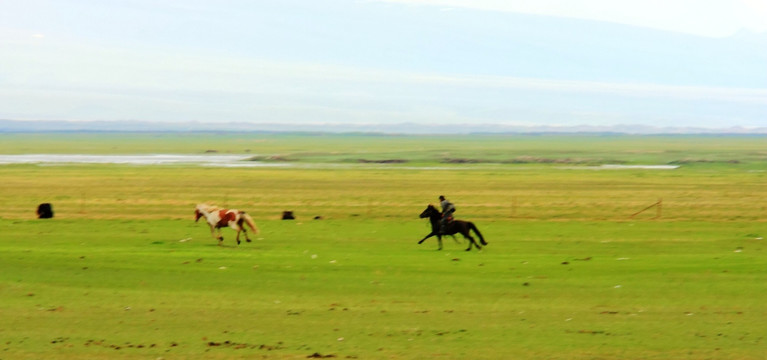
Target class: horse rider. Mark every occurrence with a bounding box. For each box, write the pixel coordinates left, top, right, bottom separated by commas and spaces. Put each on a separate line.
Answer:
439, 195, 456, 234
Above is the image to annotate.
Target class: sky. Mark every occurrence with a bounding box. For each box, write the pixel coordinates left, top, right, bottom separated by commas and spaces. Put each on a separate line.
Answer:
385, 0, 767, 37
1, 0, 766, 130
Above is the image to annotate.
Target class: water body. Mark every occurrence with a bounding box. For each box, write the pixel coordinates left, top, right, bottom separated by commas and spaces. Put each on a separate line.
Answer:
0, 154, 278, 167
0, 155, 679, 170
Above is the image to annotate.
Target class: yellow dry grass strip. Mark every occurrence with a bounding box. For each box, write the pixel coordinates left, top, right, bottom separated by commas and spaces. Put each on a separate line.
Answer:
1, 165, 764, 222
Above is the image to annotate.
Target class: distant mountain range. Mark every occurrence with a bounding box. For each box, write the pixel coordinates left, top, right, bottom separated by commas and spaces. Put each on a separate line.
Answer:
1, 120, 765, 135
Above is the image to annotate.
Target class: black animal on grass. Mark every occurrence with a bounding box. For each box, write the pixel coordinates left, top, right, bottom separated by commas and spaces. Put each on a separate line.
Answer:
37, 203, 54, 219
418, 204, 487, 251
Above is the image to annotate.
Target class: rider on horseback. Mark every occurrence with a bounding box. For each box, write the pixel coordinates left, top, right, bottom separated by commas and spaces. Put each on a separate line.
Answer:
439, 195, 455, 234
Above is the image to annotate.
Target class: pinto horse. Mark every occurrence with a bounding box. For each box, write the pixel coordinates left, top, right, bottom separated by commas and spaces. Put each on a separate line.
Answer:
195, 204, 259, 246
418, 204, 487, 251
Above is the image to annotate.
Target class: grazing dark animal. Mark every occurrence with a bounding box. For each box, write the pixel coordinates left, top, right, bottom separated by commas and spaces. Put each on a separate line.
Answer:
37, 203, 54, 219
418, 204, 487, 251
282, 211, 295, 220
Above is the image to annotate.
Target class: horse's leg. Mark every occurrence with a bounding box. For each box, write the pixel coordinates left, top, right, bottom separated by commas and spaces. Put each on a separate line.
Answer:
463, 231, 480, 251
242, 227, 251, 242
214, 227, 224, 246
209, 225, 223, 245
237, 218, 252, 243
437, 235, 443, 250
470, 223, 487, 246
235, 225, 251, 244
229, 222, 242, 245
418, 232, 436, 244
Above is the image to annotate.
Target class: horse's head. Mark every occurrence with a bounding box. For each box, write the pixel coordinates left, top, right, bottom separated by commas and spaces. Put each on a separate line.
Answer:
420, 204, 439, 218
195, 204, 214, 222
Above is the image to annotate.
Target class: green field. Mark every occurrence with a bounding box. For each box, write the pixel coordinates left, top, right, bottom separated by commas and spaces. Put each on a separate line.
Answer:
1, 133, 765, 359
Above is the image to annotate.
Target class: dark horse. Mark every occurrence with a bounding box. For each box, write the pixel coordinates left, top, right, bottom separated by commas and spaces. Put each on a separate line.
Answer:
418, 205, 487, 251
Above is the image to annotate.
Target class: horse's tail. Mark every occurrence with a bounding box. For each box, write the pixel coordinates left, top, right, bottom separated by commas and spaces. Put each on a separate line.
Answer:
241, 212, 259, 234
469, 222, 487, 245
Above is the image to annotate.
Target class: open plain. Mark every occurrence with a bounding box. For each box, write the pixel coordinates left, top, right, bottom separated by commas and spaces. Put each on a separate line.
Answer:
1, 133, 765, 359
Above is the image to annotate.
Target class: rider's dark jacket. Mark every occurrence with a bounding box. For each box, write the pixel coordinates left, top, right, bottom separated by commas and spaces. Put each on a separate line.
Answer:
440, 199, 455, 219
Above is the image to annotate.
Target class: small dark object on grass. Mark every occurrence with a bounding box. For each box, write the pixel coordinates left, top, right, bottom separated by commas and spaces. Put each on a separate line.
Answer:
282, 211, 295, 220
357, 159, 407, 164
307, 353, 336, 358
37, 203, 54, 218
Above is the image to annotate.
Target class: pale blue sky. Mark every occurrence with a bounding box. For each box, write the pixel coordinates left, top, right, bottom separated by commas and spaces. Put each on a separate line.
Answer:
382, 0, 767, 37
1, 0, 765, 129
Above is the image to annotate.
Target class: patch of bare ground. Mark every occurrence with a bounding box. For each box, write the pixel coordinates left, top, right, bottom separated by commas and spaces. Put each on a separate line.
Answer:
441, 157, 621, 164
357, 159, 408, 164
668, 159, 740, 164
307, 352, 337, 358
204, 339, 284, 351
441, 158, 482, 164
505, 156, 621, 164
246, 155, 295, 162
83, 339, 165, 350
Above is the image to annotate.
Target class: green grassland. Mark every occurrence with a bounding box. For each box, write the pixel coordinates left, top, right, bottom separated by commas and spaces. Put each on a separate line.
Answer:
2, 133, 766, 167
0, 133, 766, 359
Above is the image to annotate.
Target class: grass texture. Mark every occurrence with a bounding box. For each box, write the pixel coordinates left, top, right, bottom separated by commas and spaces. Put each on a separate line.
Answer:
0, 133, 765, 359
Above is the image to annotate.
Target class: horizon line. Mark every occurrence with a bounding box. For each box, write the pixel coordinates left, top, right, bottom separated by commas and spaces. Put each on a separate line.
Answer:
1, 119, 766, 135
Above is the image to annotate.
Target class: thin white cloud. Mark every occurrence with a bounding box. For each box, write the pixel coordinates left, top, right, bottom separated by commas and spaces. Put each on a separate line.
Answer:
375, 0, 767, 37
1, 9, 763, 128
234, 59, 767, 105
2, 38, 764, 109
411, 74, 767, 104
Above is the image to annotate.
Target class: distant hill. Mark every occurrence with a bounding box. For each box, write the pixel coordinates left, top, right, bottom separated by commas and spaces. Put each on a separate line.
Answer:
1, 120, 764, 135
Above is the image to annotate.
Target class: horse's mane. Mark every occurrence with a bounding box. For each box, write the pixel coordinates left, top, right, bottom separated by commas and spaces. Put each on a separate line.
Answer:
196, 204, 220, 212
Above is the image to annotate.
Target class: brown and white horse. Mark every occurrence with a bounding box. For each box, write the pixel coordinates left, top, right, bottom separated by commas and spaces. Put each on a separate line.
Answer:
194, 204, 259, 246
